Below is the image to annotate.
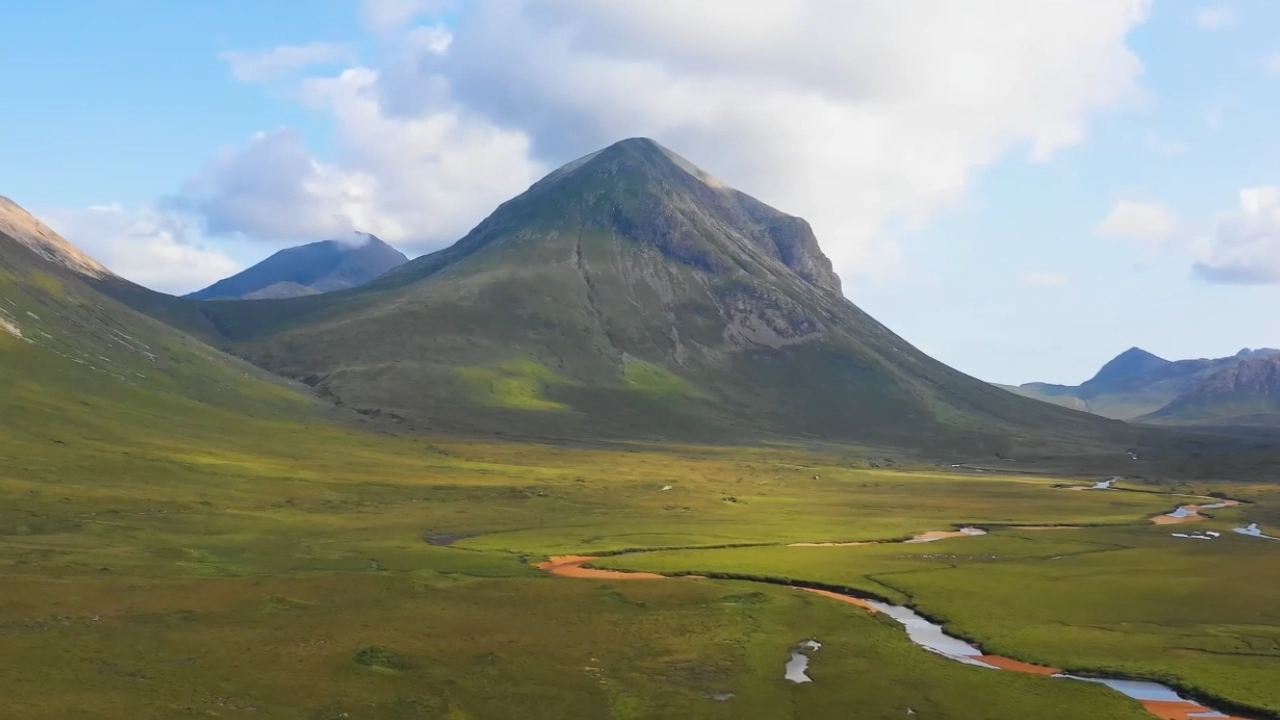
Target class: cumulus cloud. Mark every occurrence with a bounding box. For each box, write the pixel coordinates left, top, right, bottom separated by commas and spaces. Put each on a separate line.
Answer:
219, 42, 353, 83
1193, 6, 1237, 30
1194, 186, 1280, 284
41, 205, 241, 294
192, 1, 1151, 276
1094, 200, 1180, 247
174, 128, 379, 242
417, 0, 1150, 276
173, 75, 542, 251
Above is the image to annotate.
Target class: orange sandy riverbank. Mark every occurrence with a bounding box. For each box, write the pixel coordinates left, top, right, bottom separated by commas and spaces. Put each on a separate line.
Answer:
535, 555, 667, 580
787, 541, 876, 547
1139, 699, 1250, 720
1151, 500, 1241, 525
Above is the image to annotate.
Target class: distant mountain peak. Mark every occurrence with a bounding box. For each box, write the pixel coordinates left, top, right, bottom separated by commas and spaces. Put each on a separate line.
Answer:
187, 235, 408, 301
1118, 346, 1165, 362
1236, 347, 1280, 358
1081, 347, 1171, 391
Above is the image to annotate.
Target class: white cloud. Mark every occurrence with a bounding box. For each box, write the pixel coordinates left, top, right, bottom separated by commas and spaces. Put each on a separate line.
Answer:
1194, 186, 1280, 284
188, 0, 1151, 279
361, 0, 453, 33
1018, 270, 1069, 287
1094, 200, 1180, 247
1193, 6, 1236, 30
428, 1, 1151, 277
220, 42, 353, 83
176, 128, 380, 242
41, 205, 241, 295
174, 76, 542, 252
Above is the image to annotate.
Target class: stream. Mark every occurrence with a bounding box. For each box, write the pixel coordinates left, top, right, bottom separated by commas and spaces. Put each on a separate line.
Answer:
796, 588, 1253, 720
538, 503, 1273, 720
539, 553, 1259, 719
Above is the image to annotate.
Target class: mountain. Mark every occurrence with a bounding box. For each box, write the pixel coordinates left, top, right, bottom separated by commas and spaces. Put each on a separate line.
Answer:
1084, 347, 1176, 394
0, 196, 113, 278
181, 137, 1133, 452
1144, 354, 1280, 426
187, 235, 407, 300
0, 196, 310, 450
1004, 347, 1280, 422
0, 195, 234, 345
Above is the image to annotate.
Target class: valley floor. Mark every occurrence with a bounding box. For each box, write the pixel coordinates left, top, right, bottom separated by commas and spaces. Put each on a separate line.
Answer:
2, 411, 1278, 719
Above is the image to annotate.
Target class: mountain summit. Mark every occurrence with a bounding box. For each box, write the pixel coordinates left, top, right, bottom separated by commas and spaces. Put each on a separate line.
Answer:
188, 235, 407, 300
1080, 347, 1172, 394
194, 137, 1116, 449
1007, 345, 1280, 425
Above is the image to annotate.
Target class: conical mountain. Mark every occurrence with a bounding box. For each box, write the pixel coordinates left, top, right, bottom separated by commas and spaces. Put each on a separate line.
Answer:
198, 138, 1122, 450
1080, 347, 1171, 394
187, 235, 408, 300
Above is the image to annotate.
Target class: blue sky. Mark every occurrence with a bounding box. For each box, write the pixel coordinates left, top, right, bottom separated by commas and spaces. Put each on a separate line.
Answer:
2, 1, 1279, 385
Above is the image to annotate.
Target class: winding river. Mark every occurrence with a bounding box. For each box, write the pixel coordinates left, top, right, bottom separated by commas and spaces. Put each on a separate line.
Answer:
536, 517, 1267, 720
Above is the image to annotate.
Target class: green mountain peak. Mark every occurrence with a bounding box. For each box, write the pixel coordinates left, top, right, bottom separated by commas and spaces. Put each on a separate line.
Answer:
186, 138, 1120, 451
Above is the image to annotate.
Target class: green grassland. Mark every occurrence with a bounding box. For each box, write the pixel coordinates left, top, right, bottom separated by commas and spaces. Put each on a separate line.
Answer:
3, 254, 1278, 717
0, 336, 1218, 717
4, 369, 1273, 719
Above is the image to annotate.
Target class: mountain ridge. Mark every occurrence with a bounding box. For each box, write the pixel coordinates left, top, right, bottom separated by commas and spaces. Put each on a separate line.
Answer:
1144, 353, 1280, 425
1004, 346, 1280, 424
187, 235, 407, 300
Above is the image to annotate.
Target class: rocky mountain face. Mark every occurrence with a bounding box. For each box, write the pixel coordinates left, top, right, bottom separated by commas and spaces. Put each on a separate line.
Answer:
185, 138, 1126, 452
1005, 347, 1280, 425
1146, 354, 1280, 425
187, 236, 407, 300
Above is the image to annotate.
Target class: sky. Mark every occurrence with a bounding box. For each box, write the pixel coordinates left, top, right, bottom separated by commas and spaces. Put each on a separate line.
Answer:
3, 0, 1279, 385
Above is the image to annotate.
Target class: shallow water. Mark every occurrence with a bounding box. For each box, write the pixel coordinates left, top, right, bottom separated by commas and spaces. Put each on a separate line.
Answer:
860, 600, 994, 666
1234, 523, 1279, 540
784, 639, 823, 683
844, 595, 1244, 718
784, 651, 812, 683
